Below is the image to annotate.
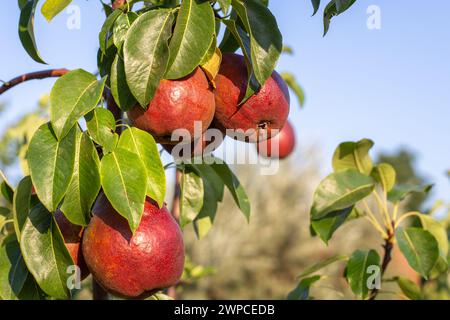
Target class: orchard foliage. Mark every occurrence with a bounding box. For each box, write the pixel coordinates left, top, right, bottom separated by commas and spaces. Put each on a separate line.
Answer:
288, 139, 449, 300
2, 0, 304, 300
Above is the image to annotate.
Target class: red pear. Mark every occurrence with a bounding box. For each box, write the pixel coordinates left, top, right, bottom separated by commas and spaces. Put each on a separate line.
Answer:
214, 53, 290, 143
82, 194, 185, 299
257, 120, 296, 159
127, 67, 215, 144
54, 210, 90, 280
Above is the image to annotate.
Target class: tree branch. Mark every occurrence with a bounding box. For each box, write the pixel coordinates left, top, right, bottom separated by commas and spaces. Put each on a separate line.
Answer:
0, 69, 69, 95
369, 224, 395, 300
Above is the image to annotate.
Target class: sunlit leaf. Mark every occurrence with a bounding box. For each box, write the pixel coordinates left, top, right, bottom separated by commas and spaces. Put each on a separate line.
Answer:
118, 127, 166, 207
332, 139, 374, 175
50, 69, 106, 140
60, 132, 101, 226
12, 176, 33, 241
28, 123, 77, 212
41, 0, 72, 22
311, 169, 374, 220
345, 249, 380, 299
85, 108, 118, 154
165, 0, 215, 79
100, 147, 147, 233
18, 0, 46, 64
20, 204, 73, 299
396, 227, 439, 279
124, 9, 174, 107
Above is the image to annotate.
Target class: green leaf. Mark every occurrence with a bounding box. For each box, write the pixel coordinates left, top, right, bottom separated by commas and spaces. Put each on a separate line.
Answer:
18, 0, 29, 10
101, 0, 113, 17
287, 275, 321, 300
311, 0, 321, 16
396, 227, 439, 279
416, 214, 449, 263
0, 171, 14, 204
323, 0, 357, 36
28, 123, 77, 212
13, 176, 33, 241
50, 69, 106, 140
189, 164, 225, 239
387, 184, 433, 204
99, 9, 122, 55
219, 12, 241, 54
18, 0, 46, 64
231, 0, 283, 86
218, 0, 231, 15
371, 163, 396, 192
41, 0, 72, 21
100, 148, 147, 233
17, 273, 46, 300
124, 9, 174, 107
85, 108, 118, 154
220, 19, 259, 101
113, 12, 138, 50
298, 254, 348, 278
332, 139, 374, 175
20, 204, 73, 299
311, 206, 353, 244
281, 72, 305, 107
0, 236, 29, 300
97, 44, 117, 79
165, 0, 215, 79
118, 127, 166, 207
346, 249, 380, 299
396, 277, 422, 300
60, 132, 101, 226
180, 169, 204, 228
110, 54, 137, 111
210, 160, 251, 221
311, 169, 375, 220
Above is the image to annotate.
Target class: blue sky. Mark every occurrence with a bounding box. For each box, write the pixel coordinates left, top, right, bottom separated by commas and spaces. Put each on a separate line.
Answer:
0, 1, 449, 205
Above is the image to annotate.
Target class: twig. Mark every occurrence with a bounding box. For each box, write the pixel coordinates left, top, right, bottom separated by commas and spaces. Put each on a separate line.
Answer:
368, 225, 395, 300
0, 69, 69, 95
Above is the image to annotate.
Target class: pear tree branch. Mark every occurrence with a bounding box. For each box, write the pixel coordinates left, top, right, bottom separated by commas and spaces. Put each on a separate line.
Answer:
0, 69, 69, 95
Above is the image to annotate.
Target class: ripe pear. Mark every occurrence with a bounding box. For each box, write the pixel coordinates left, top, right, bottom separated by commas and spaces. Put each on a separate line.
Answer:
128, 67, 215, 144
82, 194, 185, 299
214, 53, 290, 143
54, 210, 90, 280
256, 120, 296, 159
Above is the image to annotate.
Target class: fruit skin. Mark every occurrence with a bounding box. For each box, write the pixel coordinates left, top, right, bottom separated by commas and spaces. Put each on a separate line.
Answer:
214, 53, 290, 143
82, 193, 185, 299
257, 120, 296, 159
128, 67, 215, 144
54, 210, 90, 280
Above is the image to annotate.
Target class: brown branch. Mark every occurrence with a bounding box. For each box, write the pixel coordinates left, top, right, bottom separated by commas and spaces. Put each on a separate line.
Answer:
0, 69, 69, 95
369, 224, 395, 300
